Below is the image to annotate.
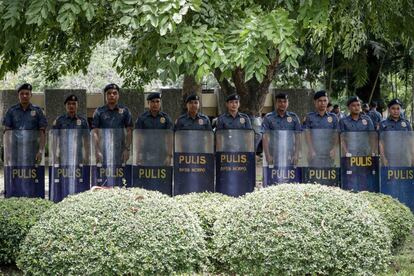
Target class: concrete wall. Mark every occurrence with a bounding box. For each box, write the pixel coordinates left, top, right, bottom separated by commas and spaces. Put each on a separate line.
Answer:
44, 89, 87, 129
160, 89, 184, 121
119, 89, 145, 123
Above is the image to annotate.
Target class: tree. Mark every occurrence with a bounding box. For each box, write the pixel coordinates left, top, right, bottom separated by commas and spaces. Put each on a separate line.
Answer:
1, 0, 413, 115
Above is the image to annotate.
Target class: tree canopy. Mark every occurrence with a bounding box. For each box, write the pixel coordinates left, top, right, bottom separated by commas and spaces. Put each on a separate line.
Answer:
1, 0, 413, 114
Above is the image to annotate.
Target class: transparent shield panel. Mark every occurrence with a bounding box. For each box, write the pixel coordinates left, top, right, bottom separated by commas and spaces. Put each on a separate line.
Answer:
299, 129, 340, 168
215, 129, 254, 153
90, 128, 127, 166
3, 130, 44, 166
263, 130, 301, 167
380, 131, 414, 167
49, 129, 90, 166
340, 131, 378, 157
174, 130, 214, 154
133, 129, 173, 166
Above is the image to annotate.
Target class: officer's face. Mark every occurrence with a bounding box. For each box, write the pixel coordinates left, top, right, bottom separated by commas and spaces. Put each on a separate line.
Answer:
106, 89, 119, 105
187, 100, 200, 113
226, 100, 239, 112
65, 101, 78, 114
389, 104, 401, 119
18, 89, 32, 104
348, 101, 361, 115
315, 96, 328, 111
149, 99, 161, 112
276, 99, 288, 112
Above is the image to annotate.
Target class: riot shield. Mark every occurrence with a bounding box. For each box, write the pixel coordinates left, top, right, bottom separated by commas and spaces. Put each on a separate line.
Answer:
340, 131, 379, 192
174, 130, 214, 195
91, 128, 129, 187
131, 129, 173, 195
250, 116, 263, 152
48, 129, 91, 202
262, 130, 302, 186
3, 130, 45, 197
380, 131, 414, 212
300, 129, 340, 186
215, 129, 255, 197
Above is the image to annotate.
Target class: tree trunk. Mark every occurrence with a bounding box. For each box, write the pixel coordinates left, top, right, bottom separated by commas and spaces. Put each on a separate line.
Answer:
214, 51, 280, 116
181, 74, 202, 114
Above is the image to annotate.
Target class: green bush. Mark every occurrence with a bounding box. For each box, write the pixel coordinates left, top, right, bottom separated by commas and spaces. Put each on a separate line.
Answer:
175, 192, 233, 240
17, 188, 208, 275
212, 184, 392, 275
0, 198, 53, 265
359, 191, 414, 251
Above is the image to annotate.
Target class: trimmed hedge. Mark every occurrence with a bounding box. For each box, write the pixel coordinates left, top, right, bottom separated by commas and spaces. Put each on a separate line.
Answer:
359, 191, 414, 251
0, 198, 53, 264
212, 184, 392, 275
17, 188, 208, 275
175, 192, 233, 240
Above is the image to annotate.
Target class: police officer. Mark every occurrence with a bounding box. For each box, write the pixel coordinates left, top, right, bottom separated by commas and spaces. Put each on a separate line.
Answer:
216, 93, 252, 130
362, 103, 370, 115
53, 95, 89, 129
262, 93, 301, 166
92, 83, 133, 164
339, 96, 375, 156
52, 95, 89, 164
303, 90, 339, 167
379, 99, 413, 166
135, 92, 173, 129
3, 83, 47, 164
174, 94, 212, 130
135, 92, 173, 165
368, 101, 382, 130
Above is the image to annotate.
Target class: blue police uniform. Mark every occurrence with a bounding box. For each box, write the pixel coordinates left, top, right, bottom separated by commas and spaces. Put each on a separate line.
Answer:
135, 111, 173, 129
3, 104, 47, 165
262, 111, 301, 131
380, 117, 412, 166
216, 112, 252, 130
339, 114, 374, 132
339, 114, 375, 156
53, 114, 89, 129
92, 104, 132, 165
303, 111, 339, 129
303, 112, 338, 167
3, 103, 47, 130
52, 114, 89, 165
262, 111, 301, 166
91, 104, 132, 129
368, 110, 382, 129
174, 113, 212, 131
379, 117, 412, 131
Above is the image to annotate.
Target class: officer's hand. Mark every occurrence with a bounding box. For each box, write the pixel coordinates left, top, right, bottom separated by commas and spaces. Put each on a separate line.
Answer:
267, 157, 274, 168
382, 157, 388, 166
95, 151, 103, 164
122, 149, 130, 163
330, 149, 336, 158
292, 154, 299, 166
164, 156, 172, 166
35, 151, 43, 163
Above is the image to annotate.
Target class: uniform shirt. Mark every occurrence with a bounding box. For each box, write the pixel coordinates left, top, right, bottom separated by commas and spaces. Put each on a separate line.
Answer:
174, 112, 212, 131
379, 117, 412, 131
380, 117, 413, 166
91, 104, 132, 129
216, 112, 252, 130
302, 111, 339, 129
135, 111, 173, 129
262, 111, 301, 131
339, 114, 375, 156
2, 103, 47, 130
339, 114, 375, 132
368, 109, 382, 128
52, 114, 89, 129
